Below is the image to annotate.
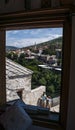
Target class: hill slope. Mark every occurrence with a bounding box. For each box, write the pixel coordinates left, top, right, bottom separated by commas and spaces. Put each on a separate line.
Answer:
6, 46, 19, 51
22, 36, 62, 50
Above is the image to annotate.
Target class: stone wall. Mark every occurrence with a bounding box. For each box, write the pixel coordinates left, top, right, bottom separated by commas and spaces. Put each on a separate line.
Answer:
23, 86, 46, 106
6, 75, 32, 101
23, 86, 60, 107
51, 96, 60, 107
6, 70, 46, 106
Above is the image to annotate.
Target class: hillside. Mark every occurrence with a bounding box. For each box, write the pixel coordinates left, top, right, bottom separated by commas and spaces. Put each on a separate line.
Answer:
35, 36, 62, 47
21, 36, 62, 55
22, 36, 62, 50
6, 46, 19, 51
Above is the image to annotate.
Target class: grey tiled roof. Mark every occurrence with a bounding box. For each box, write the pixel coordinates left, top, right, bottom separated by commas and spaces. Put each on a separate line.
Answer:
6, 58, 33, 79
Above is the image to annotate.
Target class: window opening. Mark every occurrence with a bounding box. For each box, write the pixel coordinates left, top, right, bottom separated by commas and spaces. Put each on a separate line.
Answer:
6, 27, 63, 121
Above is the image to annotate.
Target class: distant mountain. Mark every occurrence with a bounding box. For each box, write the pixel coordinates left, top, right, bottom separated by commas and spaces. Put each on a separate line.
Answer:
6, 46, 19, 51
6, 37, 62, 52
34, 36, 62, 48
22, 36, 62, 50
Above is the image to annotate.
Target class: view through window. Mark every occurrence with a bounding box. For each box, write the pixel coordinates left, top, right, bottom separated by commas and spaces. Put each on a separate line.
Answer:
6, 28, 63, 114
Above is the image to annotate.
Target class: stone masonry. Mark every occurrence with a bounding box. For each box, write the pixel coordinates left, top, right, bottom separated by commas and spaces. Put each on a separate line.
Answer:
6, 58, 45, 106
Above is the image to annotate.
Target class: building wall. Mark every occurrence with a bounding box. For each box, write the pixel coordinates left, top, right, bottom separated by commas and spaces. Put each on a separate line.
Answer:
6, 73, 46, 106
23, 86, 45, 106
6, 75, 32, 101
7, 75, 31, 91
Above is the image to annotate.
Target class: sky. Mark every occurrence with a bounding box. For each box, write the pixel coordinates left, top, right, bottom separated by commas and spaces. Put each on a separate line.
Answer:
6, 28, 63, 48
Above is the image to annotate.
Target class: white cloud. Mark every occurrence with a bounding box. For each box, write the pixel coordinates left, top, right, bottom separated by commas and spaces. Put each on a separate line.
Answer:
8, 30, 19, 34
6, 28, 63, 48
6, 34, 62, 48
11, 30, 19, 34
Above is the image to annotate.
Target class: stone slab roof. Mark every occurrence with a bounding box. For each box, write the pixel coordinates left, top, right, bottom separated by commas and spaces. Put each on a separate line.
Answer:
6, 58, 33, 79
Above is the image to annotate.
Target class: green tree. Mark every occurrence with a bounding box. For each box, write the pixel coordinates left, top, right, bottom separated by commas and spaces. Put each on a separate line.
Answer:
39, 77, 46, 86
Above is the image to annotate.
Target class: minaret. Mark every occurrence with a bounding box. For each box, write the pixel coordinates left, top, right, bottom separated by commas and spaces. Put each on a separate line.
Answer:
34, 42, 37, 50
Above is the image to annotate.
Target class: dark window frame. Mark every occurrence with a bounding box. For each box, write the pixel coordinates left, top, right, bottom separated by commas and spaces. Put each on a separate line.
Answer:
0, 6, 73, 130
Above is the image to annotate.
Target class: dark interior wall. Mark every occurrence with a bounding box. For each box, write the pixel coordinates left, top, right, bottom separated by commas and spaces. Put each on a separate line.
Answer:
0, 0, 75, 130
61, 0, 73, 5
66, 1, 75, 130
66, 15, 75, 130
0, 0, 25, 13
0, 30, 6, 105
0, 0, 74, 14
